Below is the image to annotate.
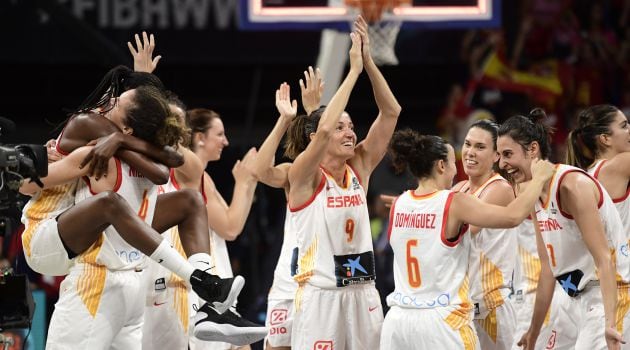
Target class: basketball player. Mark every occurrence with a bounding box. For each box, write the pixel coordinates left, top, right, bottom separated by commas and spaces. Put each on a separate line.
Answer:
451, 120, 517, 349
497, 109, 628, 349
186, 107, 268, 349
252, 70, 323, 350
566, 104, 630, 347
381, 129, 554, 349
20, 86, 241, 349
285, 16, 402, 349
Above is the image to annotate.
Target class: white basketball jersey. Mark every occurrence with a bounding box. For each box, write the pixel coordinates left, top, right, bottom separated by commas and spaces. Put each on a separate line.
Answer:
269, 206, 299, 299
512, 218, 541, 300
589, 160, 630, 246
535, 164, 630, 293
75, 159, 157, 270
459, 174, 517, 318
386, 190, 473, 328
290, 165, 375, 289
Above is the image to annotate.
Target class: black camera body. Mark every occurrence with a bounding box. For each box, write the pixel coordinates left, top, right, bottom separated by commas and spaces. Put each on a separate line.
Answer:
0, 144, 48, 237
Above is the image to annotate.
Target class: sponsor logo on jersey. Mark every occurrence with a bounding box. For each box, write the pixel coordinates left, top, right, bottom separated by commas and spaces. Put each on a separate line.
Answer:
390, 291, 451, 308
270, 309, 288, 326
314, 340, 333, 350
334, 252, 376, 287
154, 277, 166, 291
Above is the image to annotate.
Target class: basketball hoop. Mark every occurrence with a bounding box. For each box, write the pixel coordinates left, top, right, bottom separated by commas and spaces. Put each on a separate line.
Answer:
345, 0, 410, 66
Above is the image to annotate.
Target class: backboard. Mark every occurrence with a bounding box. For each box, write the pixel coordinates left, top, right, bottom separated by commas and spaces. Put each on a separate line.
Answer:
239, 0, 501, 30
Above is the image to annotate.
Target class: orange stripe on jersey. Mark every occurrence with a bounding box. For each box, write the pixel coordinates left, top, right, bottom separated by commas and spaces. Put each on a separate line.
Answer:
294, 284, 305, 312
22, 184, 74, 257
458, 324, 477, 350
477, 308, 498, 343
294, 236, 318, 284
540, 165, 560, 210
445, 275, 473, 330
519, 246, 541, 294
480, 253, 505, 310
617, 284, 630, 333
168, 227, 189, 331
77, 234, 106, 317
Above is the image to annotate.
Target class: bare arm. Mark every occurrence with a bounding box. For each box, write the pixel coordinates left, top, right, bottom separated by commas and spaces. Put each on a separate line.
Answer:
350, 16, 402, 181
469, 179, 515, 234
447, 159, 554, 237
519, 214, 556, 349
253, 83, 295, 189
173, 146, 206, 189
20, 147, 93, 195
560, 174, 621, 345
60, 114, 183, 167
203, 148, 258, 241
288, 31, 363, 207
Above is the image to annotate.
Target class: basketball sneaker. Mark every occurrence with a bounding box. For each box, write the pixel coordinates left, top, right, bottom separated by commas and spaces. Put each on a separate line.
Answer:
193, 303, 268, 346
190, 270, 245, 314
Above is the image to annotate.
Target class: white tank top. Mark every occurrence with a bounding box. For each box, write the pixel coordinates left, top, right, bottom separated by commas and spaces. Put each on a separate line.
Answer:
75, 159, 157, 270
386, 190, 473, 328
535, 164, 630, 294
589, 160, 630, 248
459, 174, 516, 318
512, 218, 541, 301
268, 206, 299, 300
289, 165, 375, 289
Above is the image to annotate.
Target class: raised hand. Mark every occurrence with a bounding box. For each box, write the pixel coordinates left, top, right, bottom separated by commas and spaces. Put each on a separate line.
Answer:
275, 82, 298, 124
79, 133, 123, 180
127, 31, 162, 73
530, 158, 555, 183
232, 147, 258, 184
299, 66, 324, 115
349, 31, 364, 74
354, 15, 373, 63
45, 139, 64, 163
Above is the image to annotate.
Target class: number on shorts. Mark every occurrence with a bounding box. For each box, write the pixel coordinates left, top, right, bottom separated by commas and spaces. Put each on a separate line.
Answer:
407, 239, 421, 288
345, 218, 355, 242
138, 190, 149, 220
546, 243, 556, 267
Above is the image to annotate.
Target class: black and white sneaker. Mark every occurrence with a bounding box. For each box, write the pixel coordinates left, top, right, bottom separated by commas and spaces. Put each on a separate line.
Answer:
193, 303, 268, 346
190, 270, 245, 314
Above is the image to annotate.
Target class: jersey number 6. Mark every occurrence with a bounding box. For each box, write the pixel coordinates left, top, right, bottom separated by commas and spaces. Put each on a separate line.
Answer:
407, 239, 421, 288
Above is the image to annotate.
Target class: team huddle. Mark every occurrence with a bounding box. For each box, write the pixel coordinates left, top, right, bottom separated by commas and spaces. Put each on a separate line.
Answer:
18, 15, 630, 350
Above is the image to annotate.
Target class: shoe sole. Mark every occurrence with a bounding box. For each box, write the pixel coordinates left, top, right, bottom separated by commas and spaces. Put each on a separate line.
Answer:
212, 276, 244, 314
193, 323, 268, 346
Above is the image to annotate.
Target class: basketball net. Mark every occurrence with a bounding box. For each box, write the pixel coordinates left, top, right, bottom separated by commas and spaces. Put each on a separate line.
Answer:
345, 0, 409, 66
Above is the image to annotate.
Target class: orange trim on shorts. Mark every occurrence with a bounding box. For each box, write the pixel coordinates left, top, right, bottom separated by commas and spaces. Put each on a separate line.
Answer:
169, 227, 189, 331
617, 283, 630, 333
459, 324, 477, 350
477, 308, 498, 343
77, 235, 106, 317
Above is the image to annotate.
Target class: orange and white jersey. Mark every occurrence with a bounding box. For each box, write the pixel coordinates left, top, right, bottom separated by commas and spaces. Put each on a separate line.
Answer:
75, 159, 157, 271
386, 190, 473, 325
512, 218, 541, 299
589, 160, 630, 246
21, 181, 78, 260
269, 206, 299, 299
289, 165, 374, 289
458, 174, 517, 318
535, 164, 630, 293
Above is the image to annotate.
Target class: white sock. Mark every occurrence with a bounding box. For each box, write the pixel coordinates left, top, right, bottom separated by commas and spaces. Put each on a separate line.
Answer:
149, 239, 195, 282
188, 252, 213, 272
